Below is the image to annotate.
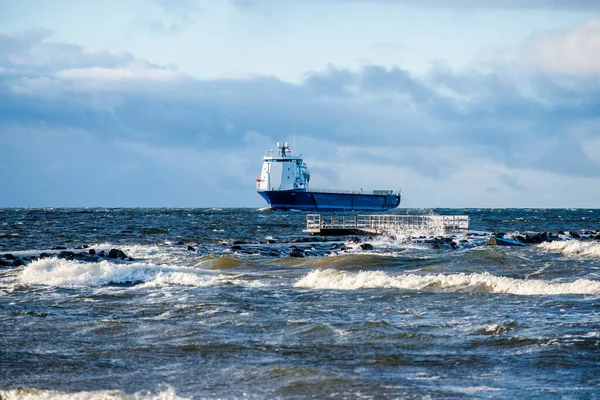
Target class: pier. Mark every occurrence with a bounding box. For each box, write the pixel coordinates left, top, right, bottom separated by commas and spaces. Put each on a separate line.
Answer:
306, 214, 469, 236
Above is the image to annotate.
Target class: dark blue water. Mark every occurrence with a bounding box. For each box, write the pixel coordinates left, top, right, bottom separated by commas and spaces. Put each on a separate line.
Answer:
1, 208, 600, 399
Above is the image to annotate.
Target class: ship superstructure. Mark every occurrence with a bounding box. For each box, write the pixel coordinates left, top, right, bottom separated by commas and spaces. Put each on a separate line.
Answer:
256, 142, 401, 211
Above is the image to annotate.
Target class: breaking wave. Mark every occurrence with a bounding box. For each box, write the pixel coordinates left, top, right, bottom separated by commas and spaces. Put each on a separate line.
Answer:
294, 269, 600, 295
18, 258, 249, 288
0, 386, 187, 400
539, 240, 600, 258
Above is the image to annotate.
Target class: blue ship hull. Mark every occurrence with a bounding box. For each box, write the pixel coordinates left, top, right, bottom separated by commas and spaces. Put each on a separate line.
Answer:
258, 190, 401, 211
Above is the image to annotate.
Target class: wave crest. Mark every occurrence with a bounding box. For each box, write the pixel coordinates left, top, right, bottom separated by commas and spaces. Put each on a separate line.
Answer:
294, 269, 600, 295
19, 258, 224, 288
0, 386, 187, 400
539, 240, 600, 258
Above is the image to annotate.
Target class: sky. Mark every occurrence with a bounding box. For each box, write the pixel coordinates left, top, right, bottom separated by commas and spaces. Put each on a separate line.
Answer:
1, 0, 600, 208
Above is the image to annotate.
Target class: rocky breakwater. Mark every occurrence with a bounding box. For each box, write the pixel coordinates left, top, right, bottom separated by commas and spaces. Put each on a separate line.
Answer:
0, 246, 133, 268
488, 230, 600, 246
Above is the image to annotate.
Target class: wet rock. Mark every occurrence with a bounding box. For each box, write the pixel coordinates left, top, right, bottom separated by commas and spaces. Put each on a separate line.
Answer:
107, 249, 127, 259
12, 259, 25, 267
175, 241, 184, 246
187, 245, 196, 251
75, 245, 89, 249
88, 249, 96, 255
359, 243, 374, 251
231, 245, 243, 251
232, 240, 247, 245
569, 232, 581, 239
4, 254, 15, 260
289, 248, 305, 258
57, 251, 76, 260
52, 246, 67, 250
0, 259, 12, 267
39, 253, 51, 259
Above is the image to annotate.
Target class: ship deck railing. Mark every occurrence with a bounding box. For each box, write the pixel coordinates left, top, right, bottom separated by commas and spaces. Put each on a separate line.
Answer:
258, 188, 400, 195
306, 214, 469, 236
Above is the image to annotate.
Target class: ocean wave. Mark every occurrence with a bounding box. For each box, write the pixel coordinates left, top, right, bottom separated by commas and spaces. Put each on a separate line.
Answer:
0, 386, 187, 400
538, 240, 600, 258
294, 269, 600, 295
18, 258, 248, 288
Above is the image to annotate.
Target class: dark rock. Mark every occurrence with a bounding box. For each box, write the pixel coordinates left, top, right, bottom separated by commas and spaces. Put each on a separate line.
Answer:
359, 243, 374, 250
39, 253, 51, 259
75, 245, 89, 249
346, 236, 361, 244
232, 240, 247, 245
57, 251, 75, 260
289, 248, 305, 258
88, 249, 96, 255
4, 254, 15, 260
570, 232, 581, 239
187, 245, 196, 251
108, 249, 127, 259
175, 241, 184, 246
231, 245, 243, 251
0, 259, 12, 267
12, 259, 25, 267
52, 246, 67, 250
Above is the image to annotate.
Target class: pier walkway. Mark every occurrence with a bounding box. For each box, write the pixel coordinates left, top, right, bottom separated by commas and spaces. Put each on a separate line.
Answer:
306, 214, 469, 236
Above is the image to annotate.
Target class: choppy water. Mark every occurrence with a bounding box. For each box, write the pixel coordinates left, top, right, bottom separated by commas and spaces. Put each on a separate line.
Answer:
1, 208, 600, 399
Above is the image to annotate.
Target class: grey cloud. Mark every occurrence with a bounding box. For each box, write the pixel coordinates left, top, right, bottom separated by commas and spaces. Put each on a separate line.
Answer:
0, 30, 137, 71
1, 31, 600, 205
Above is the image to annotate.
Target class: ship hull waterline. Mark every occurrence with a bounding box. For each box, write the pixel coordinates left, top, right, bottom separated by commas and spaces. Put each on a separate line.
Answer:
258, 190, 401, 212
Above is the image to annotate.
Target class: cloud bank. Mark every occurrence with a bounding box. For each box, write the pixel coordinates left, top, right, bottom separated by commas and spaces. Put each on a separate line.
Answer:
1, 19, 600, 207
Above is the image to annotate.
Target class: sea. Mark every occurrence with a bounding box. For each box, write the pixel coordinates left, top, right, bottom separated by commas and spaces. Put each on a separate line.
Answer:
1, 208, 599, 399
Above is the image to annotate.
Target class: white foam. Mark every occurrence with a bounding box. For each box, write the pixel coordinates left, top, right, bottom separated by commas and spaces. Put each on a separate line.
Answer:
294, 269, 600, 295
18, 258, 242, 288
0, 386, 188, 400
539, 240, 600, 258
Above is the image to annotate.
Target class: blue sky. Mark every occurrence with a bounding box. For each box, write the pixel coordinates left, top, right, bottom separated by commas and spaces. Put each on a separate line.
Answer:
1, 0, 600, 207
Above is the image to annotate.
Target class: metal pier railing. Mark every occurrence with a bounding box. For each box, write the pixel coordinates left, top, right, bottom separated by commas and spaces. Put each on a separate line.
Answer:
306, 214, 469, 236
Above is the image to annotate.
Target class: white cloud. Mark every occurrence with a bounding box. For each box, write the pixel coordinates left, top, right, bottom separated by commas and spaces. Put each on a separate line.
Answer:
56, 66, 185, 83
525, 17, 600, 75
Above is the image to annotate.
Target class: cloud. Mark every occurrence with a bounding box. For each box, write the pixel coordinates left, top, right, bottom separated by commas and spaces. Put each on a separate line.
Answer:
329, 0, 600, 11
1, 28, 600, 207
525, 17, 600, 75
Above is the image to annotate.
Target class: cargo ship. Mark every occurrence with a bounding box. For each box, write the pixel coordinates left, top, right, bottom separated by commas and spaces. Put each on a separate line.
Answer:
256, 142, 401, 211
